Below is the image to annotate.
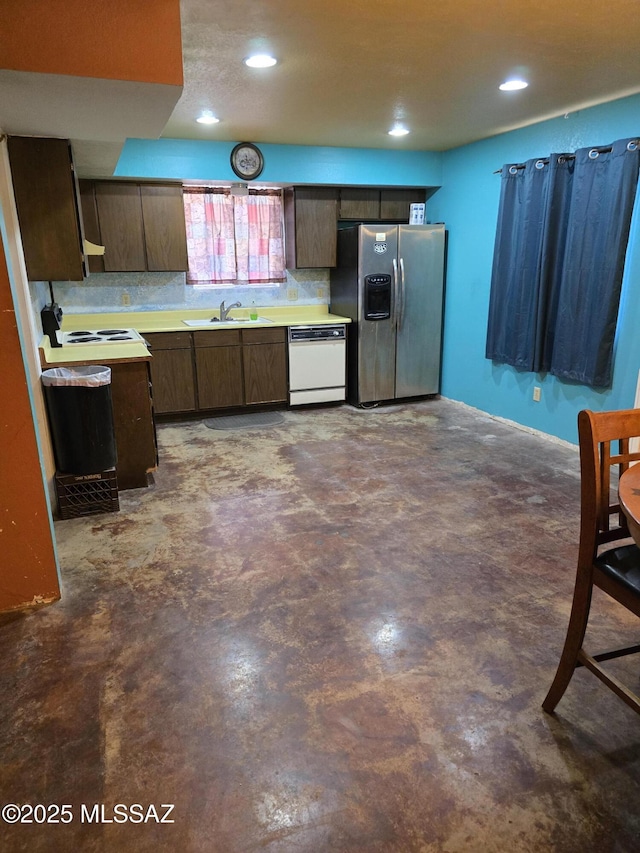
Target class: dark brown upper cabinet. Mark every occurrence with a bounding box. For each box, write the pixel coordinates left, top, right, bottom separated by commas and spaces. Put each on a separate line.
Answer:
284, 187, 339, 269
140, 184, 189, 271
380, 189, 427, 221
81, 180, 188, 273
95, 182, 146, 272
339, 187, 427, 221
8, 136, 86, 282
79, 179, 105, 274
338, 188, 381, 220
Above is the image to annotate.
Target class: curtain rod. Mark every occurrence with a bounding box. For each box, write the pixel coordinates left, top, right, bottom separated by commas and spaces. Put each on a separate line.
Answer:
493, 139, 640, 174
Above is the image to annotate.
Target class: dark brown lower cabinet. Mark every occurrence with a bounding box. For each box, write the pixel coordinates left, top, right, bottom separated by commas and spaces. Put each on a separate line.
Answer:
151, 349, 196, 413
243, 328, 287, 404
195, 345, 244, 409
145, 332, 196, 414
146, 327, 287, 415
108, 360, 157, 489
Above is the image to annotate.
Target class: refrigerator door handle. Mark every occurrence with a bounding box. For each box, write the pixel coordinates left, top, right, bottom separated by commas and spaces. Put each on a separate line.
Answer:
392, 257, 399, 326
399, 257, 406, 329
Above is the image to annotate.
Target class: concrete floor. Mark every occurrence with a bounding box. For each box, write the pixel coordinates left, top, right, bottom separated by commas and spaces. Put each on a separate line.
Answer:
1, 398, 639, 852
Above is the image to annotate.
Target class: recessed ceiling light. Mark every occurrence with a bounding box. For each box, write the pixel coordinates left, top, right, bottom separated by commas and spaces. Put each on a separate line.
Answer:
499, 79, 528, 91
244, 54, 277, 68
388, 126, 410, 137
196, 111, 220, 125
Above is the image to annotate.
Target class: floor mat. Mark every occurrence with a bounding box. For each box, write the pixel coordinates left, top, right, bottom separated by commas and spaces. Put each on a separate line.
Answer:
203, 412, 285, 430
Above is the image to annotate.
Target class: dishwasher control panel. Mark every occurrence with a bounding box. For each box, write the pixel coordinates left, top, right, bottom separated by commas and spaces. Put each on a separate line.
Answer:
289, 325, 346, 342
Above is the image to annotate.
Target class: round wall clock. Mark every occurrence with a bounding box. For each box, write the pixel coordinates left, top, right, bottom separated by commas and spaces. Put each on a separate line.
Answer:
230, 142, 264, 180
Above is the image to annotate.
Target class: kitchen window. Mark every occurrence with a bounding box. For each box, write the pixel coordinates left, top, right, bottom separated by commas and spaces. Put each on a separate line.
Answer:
183, 187, 286, 285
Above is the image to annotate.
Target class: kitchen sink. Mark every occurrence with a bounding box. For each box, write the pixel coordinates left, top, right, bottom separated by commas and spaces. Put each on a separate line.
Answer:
182, 317, 273, 327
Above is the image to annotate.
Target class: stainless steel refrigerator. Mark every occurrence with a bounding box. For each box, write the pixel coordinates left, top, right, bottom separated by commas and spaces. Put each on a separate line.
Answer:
330, 223, 445, 405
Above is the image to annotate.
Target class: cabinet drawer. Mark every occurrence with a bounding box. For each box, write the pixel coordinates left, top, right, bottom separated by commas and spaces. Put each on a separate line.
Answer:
193, 329, 241, 347
242, 327, 286, 345
144, 331, 192, 350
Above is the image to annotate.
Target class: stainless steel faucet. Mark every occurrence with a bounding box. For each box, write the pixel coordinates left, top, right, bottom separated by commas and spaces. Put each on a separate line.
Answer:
219, 300, 241, 321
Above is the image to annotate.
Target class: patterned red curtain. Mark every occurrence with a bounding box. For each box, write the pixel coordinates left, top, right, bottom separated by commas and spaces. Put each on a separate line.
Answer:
183, 188, 285, 284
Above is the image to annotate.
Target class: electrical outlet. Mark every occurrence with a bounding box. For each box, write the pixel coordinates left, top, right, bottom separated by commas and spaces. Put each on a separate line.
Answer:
287, 288, 298, 301
316, 287, 325, 299
121, 292, 131, 307
533, 386, 541, 402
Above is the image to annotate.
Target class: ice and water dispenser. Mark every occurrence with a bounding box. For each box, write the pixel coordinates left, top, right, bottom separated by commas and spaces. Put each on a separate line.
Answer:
364, 274, 391, 320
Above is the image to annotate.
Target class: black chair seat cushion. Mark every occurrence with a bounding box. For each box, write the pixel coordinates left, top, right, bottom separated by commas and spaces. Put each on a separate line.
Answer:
596, 544, 640, 596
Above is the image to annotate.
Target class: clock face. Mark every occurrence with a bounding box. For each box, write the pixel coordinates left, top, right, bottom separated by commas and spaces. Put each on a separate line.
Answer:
230, 143, 264, 180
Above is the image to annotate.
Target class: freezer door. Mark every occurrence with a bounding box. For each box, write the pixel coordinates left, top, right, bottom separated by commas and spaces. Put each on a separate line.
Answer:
395, 225, 445, 397
357, 225, 398, 403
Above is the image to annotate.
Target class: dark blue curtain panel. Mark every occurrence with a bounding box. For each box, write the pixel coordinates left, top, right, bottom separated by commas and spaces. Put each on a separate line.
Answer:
549, 138, 640, 387
486, 138, 639, 387
485, 159, 551, 370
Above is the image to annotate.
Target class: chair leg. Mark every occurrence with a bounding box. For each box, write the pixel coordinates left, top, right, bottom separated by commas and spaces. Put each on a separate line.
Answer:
542, 572, 593, 713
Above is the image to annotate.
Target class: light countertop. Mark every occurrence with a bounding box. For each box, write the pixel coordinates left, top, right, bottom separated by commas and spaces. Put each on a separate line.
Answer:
40, 305, 351, 367
60, 305, 351, 334
39, 339, 150, 367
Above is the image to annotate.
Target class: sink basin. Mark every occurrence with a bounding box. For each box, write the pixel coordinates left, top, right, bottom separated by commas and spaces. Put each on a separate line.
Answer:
182, 317, 272, 327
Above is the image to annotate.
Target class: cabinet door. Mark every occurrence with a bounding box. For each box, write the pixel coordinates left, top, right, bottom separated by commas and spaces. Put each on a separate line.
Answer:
242, 327, 287, 401
380, 189, 426, 221
339, 188, 380, 220
243, 340, 287, 404
79, 180, 105, 274
140, 184, 188, 271
196, 346, 244, 409
285, 187, 338, 268
109, 361, 157, 489
95, 183, 146, 271
8, 136, 85, 281
149, 348, 196, 413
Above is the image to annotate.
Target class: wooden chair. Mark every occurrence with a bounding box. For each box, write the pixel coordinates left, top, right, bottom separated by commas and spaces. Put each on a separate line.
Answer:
543, 408, 640, 715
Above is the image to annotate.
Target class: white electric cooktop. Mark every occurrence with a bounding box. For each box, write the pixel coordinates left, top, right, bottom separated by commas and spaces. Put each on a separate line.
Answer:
59, 328, 145, 346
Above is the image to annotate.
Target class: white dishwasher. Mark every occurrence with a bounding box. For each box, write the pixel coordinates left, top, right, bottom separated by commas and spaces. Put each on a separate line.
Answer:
288, 325, 346, 405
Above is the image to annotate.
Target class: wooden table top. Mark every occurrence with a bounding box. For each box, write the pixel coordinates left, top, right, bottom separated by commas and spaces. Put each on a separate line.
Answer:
619, 463, 640, 548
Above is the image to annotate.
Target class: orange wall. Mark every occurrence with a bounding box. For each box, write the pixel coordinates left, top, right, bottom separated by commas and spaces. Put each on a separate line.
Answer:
1, 0, 182, 86
0, 241, 60, 611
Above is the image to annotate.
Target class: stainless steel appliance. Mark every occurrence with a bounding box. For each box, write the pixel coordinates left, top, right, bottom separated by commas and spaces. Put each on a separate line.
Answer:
59, 328, 145, 346
288, 324, 346, 406
330, 223, 445, 405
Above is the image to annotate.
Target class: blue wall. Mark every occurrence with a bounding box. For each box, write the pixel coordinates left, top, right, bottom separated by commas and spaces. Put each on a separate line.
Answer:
115, 101, 640, 445
429, 94, 640, 444
115, 138, 443, 188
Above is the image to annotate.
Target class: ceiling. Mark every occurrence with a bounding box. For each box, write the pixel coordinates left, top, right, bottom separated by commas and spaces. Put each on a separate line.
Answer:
3, 0, 640, 178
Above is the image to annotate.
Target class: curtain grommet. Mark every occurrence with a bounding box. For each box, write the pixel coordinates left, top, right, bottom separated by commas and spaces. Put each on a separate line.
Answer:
627, 140, 638, 152
535, 160, 546, 170
508, 165, 519, 175
588, 149, 600, 159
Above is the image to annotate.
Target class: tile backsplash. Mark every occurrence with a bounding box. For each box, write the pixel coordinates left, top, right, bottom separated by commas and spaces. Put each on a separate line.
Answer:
32, 268, 330, 317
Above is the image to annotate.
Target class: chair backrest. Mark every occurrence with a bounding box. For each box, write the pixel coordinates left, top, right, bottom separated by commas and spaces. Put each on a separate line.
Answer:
578, 409, 640, 560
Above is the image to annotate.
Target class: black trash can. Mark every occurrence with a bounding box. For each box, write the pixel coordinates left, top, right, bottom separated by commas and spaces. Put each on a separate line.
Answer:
42, 365, 117, 475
